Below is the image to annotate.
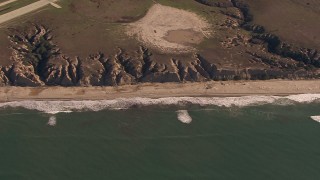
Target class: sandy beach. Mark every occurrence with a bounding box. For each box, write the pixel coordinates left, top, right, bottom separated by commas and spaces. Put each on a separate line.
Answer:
0, 80, 320, 102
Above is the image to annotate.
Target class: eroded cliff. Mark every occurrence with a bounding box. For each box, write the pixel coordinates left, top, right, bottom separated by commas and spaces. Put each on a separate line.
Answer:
0, 1, 319, 87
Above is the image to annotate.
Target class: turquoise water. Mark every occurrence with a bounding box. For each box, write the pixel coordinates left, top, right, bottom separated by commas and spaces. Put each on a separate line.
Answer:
0, 104, 320, 179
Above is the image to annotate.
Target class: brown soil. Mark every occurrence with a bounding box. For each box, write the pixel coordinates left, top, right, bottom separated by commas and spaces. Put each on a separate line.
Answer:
164, 29, 204, 46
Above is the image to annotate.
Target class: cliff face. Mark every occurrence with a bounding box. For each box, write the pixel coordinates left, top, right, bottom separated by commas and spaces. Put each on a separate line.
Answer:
8, 61, 44, 86
0, 67, 10, 86
0, 54, 317, 87
43, 55, 78, 86
0, 31, 316, 87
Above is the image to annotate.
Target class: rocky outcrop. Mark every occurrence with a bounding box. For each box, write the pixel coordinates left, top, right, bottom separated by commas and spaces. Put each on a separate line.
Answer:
117, 47, 146, 79
1, 47, 319, 87
104, 51, 135, 86
78, 54, 105, 86
42, 55, 78, 86
252, 34, 320, 68
230, 0, 252, 23
195, 0, 233, 8
1, 22, 320, 87
8, 24, 60, 86
8, 61, 44, 86
172, 57, 210, 82
9, 24, 59, 70
0, 67, 10, 86
242, 24, 265, 33
140, 55, 180, 83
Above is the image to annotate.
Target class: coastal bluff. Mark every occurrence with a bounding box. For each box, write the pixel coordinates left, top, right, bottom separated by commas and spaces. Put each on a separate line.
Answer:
0, 24, 319, 87
0, 0, 319, 87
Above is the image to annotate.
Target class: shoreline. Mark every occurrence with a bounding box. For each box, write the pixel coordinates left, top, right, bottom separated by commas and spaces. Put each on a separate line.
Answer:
1, 80, 320, 102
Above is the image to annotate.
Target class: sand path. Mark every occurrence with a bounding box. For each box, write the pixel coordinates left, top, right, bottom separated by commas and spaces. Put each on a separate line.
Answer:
0, 0, 59, 25
0, 0, 18, 7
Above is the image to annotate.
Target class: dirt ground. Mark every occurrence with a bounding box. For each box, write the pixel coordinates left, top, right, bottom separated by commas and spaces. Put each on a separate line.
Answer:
127, 4, 211, 53
164, 29, 204, 46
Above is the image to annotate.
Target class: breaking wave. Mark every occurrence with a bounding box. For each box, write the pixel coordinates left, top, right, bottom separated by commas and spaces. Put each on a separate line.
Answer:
0, 94, 319, 114
176, 110, 192, 124
310, 116, 320, 123
47, 116, 57, 126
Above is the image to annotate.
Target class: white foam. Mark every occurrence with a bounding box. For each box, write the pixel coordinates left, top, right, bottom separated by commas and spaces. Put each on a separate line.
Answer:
286, 94, 320, 103
46, 110, 73, 114
310, 116, 320, 123
0, 94, 319, 113
47, 116, 56, 126
176, 110, 192, 124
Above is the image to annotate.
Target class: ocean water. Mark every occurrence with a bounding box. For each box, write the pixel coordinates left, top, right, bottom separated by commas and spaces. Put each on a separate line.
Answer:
0, 96, 320, 179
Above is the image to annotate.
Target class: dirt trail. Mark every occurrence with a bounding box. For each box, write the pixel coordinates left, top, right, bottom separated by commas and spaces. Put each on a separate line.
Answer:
127, 4, 211, 53
0, 0, 59, 25
0, 0, 18, 7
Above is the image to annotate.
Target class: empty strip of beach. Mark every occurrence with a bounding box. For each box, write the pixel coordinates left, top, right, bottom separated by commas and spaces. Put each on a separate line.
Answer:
0, 80, 320, 102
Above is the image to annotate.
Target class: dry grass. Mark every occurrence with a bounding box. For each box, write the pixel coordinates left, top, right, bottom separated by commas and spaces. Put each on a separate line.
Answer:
246, 0, 320, 49
0, 0, 154, 60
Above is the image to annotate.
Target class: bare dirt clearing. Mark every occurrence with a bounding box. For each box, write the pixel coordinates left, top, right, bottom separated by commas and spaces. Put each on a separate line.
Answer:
164, 29, 204, 46
127, 4, 211, 53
